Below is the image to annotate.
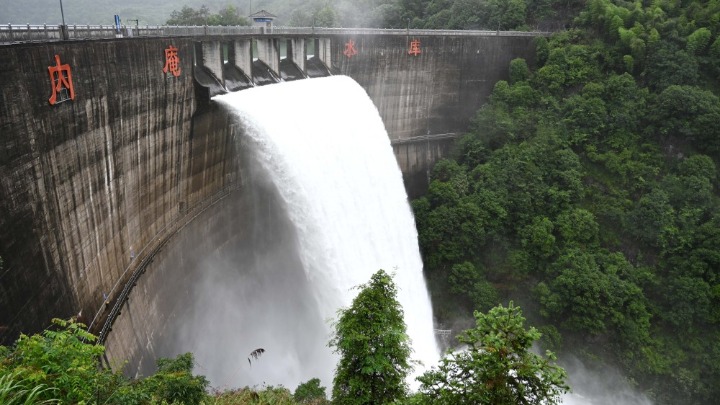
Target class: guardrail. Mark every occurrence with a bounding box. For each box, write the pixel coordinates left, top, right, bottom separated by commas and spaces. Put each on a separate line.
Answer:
0, 24, 261, 42
302, 27, 547, 36
390, 133, 461, 146
0, 24, 549, 44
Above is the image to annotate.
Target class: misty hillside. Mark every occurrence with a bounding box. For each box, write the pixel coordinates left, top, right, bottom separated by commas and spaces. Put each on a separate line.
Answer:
3, 0, 265, 25
1, 0, 381, 26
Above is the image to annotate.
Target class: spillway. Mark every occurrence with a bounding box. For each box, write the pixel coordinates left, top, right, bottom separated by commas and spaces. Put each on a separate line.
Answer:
164, 76, 439, 390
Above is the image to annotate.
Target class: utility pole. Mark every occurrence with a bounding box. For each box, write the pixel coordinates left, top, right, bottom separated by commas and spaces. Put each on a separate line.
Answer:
59, 0, 68, 40
59, 0, 66, 26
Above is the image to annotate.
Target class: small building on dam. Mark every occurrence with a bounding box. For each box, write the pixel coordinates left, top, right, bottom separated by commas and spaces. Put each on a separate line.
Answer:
0, 25, 539, 372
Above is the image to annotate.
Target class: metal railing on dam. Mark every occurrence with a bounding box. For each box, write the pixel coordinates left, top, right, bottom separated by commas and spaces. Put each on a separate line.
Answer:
0, 23, 547, 44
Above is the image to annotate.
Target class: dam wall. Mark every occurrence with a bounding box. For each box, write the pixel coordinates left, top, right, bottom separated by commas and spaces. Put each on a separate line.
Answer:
331, 32, 536, 196
333, 33, 536, 140
0, 31, 538, 351
0, 38, 239, 344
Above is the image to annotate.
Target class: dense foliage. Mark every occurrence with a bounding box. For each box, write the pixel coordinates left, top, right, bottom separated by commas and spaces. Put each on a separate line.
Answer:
329, 270, 412, 404
166, 5, 249, 26
328, 273, 566, 404
0, 318, 128, 404
0, 318, 309, 404
417, 302, 567, 404
281, 0, 584, 29
412, 1, 720, 403
6, 0, 583, 28
158, 0, 582, 29
0, 319, 212, 404
293, 378, 329, 404
2, 305, 566, 405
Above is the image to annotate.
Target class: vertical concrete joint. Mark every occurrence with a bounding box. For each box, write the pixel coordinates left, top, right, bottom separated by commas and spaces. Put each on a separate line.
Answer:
200, 41, 224, 84
290, 38, 306, 73
255, 38, 280, 77
231, 39, 253, 79
317, 38, 332, 68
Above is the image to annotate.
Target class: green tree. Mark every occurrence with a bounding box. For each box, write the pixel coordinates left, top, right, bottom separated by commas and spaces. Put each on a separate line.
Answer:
653, 85, 720, 152
537, 249, 651, 346
562, 92, 607, 144
0, 318, 115, 403
294, 378, 329, 403
140, 352, 209, 405
448, 261, 499, 312
314, 6, 338, 28
447, 0, 486, 29
167, 5, 249, 26
555, 208, 599, 246
417, 302, 568, 404
166, 5, 210, 25
486, 0, 527, 30
509, 58, 531, 84
289, 9, 312, 27
627, 188, 675, 247
687, 27, 712, 55
329, 270, 413, 404
520, 216, 556, 259
678, 154, 716, 180
211, 386, 296, 404
0, 318, 217, 404
207, 6, 249, 26
644, 43, 699, 91
0, 372, 57, 404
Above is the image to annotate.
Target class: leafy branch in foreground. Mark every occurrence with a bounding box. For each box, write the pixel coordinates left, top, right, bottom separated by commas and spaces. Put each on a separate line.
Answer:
0, 371, 58, 404
418, 302, 568, 405
329, 269, 413, 405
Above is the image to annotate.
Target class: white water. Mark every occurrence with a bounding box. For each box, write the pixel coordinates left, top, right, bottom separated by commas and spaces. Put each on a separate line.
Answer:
560, 356, 654, 405
206, 76, 439, 389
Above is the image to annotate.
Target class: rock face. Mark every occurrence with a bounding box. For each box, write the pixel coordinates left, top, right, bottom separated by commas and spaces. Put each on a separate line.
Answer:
0, 33, 537, 357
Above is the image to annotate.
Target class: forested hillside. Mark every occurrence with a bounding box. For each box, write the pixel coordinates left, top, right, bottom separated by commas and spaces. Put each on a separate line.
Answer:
0, 0, 242, 25
412, 1, 720, 403
2, 0, 582, 28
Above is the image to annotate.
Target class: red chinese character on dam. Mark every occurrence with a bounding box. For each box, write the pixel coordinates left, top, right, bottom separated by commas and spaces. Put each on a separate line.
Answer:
408, 39, 422, 56
343, 39, 358, 58
163, 45, 181, 77
47, 54, 75, 105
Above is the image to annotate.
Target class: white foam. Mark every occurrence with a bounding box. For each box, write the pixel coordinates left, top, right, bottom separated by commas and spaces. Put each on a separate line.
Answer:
212, 76, 439, 389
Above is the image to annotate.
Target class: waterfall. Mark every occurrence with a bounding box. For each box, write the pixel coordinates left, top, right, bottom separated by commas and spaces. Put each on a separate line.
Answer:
185, 76, 438, 390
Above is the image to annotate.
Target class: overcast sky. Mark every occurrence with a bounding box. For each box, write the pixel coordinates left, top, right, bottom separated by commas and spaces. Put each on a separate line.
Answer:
0, 0, 296, 25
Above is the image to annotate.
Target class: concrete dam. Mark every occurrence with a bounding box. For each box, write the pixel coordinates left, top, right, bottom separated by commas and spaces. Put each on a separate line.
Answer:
0, 27, 539, 375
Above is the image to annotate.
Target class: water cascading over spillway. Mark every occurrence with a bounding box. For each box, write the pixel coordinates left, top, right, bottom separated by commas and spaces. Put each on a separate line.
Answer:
178, 76, 439, 390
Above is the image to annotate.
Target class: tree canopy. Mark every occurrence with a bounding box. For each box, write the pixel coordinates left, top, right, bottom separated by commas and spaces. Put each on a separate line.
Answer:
166, 5, 249, 26
329, 270, 413, 405
0, 318, 332, 404
418, 303, 568, 404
